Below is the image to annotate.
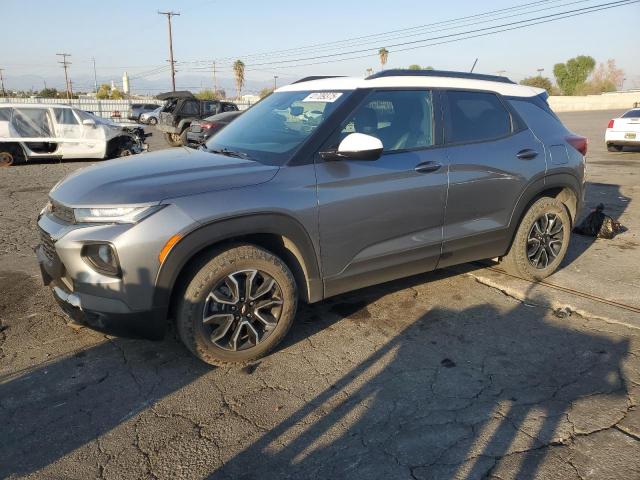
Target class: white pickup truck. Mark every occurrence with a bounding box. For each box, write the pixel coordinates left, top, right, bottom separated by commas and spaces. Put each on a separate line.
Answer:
605, 108, 640, 152
0, 103, 149, 166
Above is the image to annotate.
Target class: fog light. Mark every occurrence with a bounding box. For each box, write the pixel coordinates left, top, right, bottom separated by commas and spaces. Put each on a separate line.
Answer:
82, 243, 120, 276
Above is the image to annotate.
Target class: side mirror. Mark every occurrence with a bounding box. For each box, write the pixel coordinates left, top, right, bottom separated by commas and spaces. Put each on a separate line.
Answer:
82, 119, 96, 127
321, 133, 383, 161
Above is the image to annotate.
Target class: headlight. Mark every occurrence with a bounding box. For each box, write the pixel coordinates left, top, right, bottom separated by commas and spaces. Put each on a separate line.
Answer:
82, 243, 120, 276
73, 205, 163, 224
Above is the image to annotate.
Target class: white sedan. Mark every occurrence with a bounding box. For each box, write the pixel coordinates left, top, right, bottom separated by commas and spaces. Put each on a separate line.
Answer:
605, 108, 640, 152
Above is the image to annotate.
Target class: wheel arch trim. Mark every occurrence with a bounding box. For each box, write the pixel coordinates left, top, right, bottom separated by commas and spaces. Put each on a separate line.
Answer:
153, 213, 322, 310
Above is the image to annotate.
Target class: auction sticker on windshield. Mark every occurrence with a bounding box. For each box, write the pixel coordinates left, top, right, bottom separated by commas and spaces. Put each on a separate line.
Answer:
302, 92, 343, 103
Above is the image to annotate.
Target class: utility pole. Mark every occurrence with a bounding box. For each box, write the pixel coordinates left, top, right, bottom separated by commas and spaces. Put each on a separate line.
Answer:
273, 75, 278, 90
0, 69, 6, 97
56, 53, 72, 99
158, 11, 180, 91
68, 80, 74, 99
212, 61, 217, 93
92, 57, 98, 94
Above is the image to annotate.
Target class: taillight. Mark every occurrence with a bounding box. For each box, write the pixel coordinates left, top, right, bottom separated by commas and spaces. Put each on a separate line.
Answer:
201, 122, 219, 130
565, 135, 587, 156
607, 119, 615, 129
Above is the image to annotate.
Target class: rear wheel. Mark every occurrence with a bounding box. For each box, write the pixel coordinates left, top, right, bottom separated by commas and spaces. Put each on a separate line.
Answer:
163, 132, 183, 147
607, 144, 623, 152
149, 117, 157, 126
0, 151, 14, 167
176, 245, 298, 365
0, 144, 25, 166
180, 127, 190, 147
500, 197, 571, 281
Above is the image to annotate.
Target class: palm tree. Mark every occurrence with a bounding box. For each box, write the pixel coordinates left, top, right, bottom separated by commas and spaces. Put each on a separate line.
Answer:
378, 48, 389, 71
233, 60, 245, 100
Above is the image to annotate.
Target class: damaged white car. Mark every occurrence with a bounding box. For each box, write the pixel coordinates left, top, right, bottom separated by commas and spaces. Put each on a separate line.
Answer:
0, 103, 150, 166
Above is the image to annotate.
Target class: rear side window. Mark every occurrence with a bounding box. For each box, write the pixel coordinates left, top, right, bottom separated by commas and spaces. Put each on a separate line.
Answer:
445, 91, 511, 144
622, 109, 640, 118
54, 108, 79, 125
0, 107, 11, 121
181, 101, 200, 115
203, 102, 219, 115
509, 98, 569, 139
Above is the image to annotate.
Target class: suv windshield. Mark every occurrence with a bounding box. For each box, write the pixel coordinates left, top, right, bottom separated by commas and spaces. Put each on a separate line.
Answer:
205, 90, 349, 165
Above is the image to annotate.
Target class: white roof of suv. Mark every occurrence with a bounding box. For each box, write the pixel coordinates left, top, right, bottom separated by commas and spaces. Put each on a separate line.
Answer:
278, 70, 544, 98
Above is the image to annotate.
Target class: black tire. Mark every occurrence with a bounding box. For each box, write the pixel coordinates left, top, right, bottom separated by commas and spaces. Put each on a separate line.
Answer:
500, 197, 571, 281
0, 144, 25, 166
176, 244, 298, 365
149, 117, 157, 126
607, 144, 623, 152
163, 132, 183, 147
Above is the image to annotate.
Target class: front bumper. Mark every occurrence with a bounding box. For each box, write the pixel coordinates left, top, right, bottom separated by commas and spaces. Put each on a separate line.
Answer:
35, 202, 196, 339
36, 243, 166, 339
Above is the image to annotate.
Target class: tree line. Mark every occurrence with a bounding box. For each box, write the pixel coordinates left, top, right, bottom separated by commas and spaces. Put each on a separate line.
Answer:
521, 55, 624, 95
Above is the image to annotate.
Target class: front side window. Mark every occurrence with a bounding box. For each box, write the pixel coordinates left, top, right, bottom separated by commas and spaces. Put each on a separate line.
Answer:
54, 108, 79, 125
206, 90, 349, 166
203, 102, 218, 115
446, 91, 512, 144
340, 90, 434, 152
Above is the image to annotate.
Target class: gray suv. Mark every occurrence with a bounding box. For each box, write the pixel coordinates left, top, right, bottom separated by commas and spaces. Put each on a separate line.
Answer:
36, 70, 586, 365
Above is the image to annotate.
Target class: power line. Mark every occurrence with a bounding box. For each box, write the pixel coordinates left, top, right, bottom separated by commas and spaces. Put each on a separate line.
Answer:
158, 11, 180, 91
216, 0, 638, 72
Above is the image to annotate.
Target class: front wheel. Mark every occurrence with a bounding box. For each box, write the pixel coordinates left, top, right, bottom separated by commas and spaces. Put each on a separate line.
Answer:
149, 117, 157, 126
176, 245, 298, 365
500, 197, 571, 281
607, 144, 623, 152
163, 132, 183, 147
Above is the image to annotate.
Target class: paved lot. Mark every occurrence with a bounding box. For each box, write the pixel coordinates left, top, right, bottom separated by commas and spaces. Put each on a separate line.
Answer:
1, 113, 639, 479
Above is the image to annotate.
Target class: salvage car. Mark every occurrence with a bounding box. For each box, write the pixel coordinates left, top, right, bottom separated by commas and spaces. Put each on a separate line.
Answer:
0, 104, 149, 166
156, 91, 239, 147
36, 70, 585, 365
605, 108, 640, 151
186, 110, 242, 146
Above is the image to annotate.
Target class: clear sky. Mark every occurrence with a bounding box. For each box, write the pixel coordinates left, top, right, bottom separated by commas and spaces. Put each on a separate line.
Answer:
1, 0, 638, 94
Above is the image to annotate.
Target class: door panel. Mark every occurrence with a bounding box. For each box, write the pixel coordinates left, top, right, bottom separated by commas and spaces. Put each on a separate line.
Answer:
440, 128, 545, 266
316, 89, 448, 297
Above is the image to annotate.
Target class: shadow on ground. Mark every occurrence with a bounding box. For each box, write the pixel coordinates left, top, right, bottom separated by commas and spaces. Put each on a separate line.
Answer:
0, 270, 632, 478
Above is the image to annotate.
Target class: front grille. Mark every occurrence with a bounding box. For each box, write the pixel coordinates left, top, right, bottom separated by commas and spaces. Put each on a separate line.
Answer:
51, 201, 75, 224
39, 228, 57, 262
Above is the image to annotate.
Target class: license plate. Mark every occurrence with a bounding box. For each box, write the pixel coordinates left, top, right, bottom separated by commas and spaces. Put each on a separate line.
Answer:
625, 132, 636, 139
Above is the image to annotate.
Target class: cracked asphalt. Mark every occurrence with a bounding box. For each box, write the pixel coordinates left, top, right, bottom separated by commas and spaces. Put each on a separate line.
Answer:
1, 112, 639, 479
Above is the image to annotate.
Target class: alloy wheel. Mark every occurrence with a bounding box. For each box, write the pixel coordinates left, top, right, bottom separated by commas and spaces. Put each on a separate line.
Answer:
202, 269, 284, 351
0, 152, 14, 167
527, 213, 564, 269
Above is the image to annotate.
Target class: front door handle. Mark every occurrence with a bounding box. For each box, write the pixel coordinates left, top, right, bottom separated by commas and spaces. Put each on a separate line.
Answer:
414, 161, 442, 173
516, 149, 538, 160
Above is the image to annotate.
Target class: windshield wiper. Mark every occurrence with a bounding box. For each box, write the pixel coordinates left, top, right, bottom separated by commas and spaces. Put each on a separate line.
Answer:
208, 147, 251, 160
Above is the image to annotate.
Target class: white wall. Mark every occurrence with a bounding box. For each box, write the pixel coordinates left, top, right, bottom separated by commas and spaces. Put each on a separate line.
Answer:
548, 91, 640, 112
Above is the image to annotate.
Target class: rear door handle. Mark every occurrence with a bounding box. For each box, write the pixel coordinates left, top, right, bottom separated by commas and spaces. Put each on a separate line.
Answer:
516, 149, 538, 160
414, 161, 442, 173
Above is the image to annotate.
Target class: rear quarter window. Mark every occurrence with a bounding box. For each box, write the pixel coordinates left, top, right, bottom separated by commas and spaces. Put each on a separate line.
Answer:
508, 98, 569, 139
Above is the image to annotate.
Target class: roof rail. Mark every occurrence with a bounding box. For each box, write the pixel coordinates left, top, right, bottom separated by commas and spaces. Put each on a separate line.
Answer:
292, 75, 345, 84
365, 69, 515, 84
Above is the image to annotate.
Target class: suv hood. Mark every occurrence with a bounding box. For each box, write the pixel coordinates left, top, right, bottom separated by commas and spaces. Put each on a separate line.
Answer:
50, 148, 279, 206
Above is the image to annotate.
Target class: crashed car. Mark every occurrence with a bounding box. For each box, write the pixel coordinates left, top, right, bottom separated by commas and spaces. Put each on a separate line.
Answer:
0, 103, 150, 166
156, 91, 239, 147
